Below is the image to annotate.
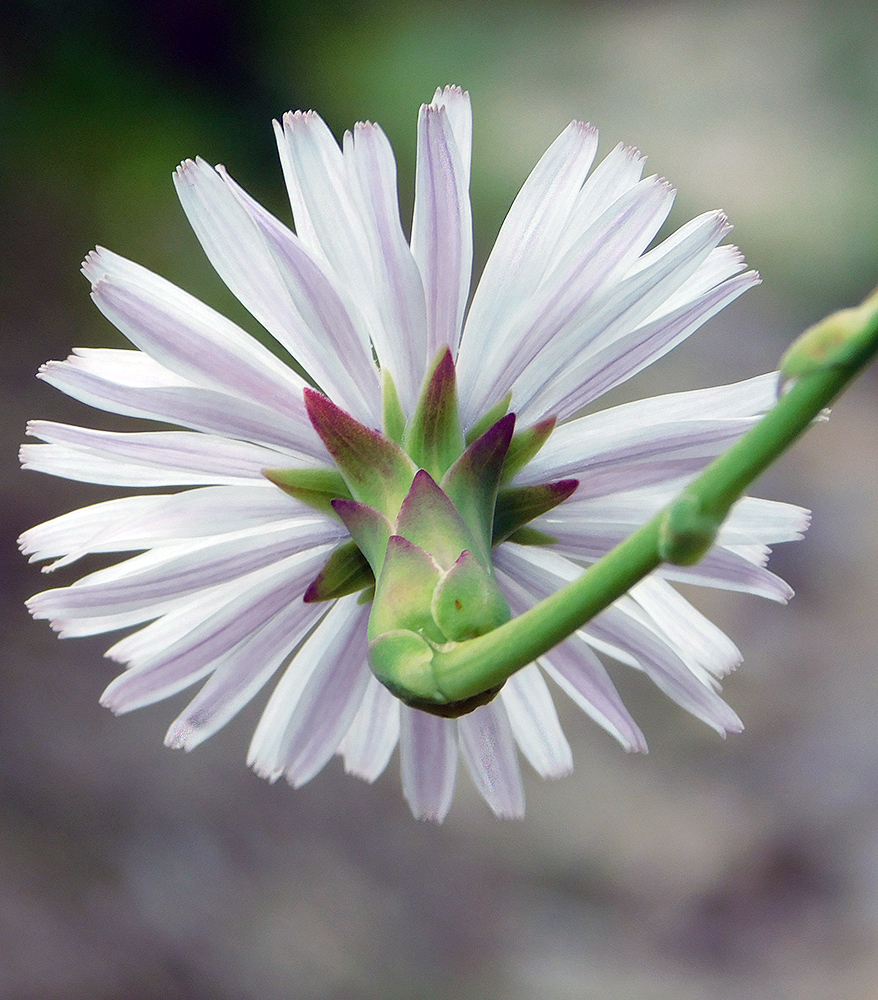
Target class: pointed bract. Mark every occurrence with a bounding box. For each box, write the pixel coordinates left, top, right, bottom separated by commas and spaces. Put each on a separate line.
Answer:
304, 388, 416, 516
441, 413, 515, 564
404, 347, 464, 480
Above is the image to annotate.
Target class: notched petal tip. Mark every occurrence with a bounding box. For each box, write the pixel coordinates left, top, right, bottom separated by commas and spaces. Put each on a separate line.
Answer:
281, 108, 319, 127
433, 84, 467, 102
569, 119, 598, 138
164, 720, 194, 751
80, 247, 108, 283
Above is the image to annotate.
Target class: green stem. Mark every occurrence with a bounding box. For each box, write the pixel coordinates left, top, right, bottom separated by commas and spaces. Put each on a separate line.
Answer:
430, 289, 878, 703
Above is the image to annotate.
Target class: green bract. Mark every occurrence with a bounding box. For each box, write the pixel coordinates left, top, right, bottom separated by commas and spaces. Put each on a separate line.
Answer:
269, 348, 574, 716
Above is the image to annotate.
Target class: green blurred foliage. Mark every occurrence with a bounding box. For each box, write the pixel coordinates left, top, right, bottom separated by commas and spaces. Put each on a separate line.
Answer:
4, 0, 878, 341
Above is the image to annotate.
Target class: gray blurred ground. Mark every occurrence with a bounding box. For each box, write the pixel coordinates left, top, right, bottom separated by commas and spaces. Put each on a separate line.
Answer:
3, 2, 878, 997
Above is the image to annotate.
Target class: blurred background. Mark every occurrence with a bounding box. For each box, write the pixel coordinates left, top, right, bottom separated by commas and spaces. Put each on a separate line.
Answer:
3, 1, 878, 997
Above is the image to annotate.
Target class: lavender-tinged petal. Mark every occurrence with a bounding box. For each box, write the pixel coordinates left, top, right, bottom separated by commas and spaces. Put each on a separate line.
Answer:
656, 548, 794, 602
541, 641, 649, 753
430, 86, 472, 187
28, 515, 343, 626
279, 118, 422, 409
83, 249, 310, 421
631, 577, 741, 680
337, 675, 401, 783
175, 159, 381, 426
500, 665, 573, 779
39, 355, 322, 456
399, 708, 457, 822
411, 102, 472, 357
23, 422, 297, 487
585, 602, 743, 735
645, 244, 748, 320
521, 270, 760, 422
552, 143, 647, 262
540, 490, 809, 547
102, 545, 336, 710
218, 165, 382, 424
55, 347, 194, 387
495, 553, 646, 751
457, 701, 525, 819
457, 121, 599, 418
262, 600, 372, 788
173, 159, 307, 361
20, 443, 258, 488
461, 177, 675, 421
719, 496, 811, 544
518, 421, 757, 501
18, 485, 305, 569
165, 598, 331, 751
273, 109, 371, 270
245, 598, 366, 777
511, 211, 734, 420
497, 543, 742, 734
517, 373, 779, 486
344, 122, 429, 414
544, 516, 795, 602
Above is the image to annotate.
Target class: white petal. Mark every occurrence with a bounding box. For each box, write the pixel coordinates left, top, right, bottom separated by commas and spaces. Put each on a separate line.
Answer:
657, 548, 794, 602
585, 600, 743, 734
276, 112, 429, 414
513, 211, 735, 422
23, 421, 294, 487
173, 158, 315, 372
101, 544, 335, 712
250, 598, 372, 788
273, 109, 367, 266
540, 487, 808, 547
457, 120, 599, 418
539, 501, 795, 602
411, 100, 472, 357
59, 347, 193, 387
461, 176, 676, 422
344, 122, 428, 413
553, 143, 647, 262
517, 373, 779, 490
19, 485, 304, 568
495, 552, 646, 751
500, 665, 573, 779
541, 640, 648, 752
164, 596, 332, 751
430, 86, 472, 188
28, 516, 342, 632
497, 543, 741, 735
215, 165, 382, 424
522, 269, 760, 420
719, 496, 811, 545
630, 577, 741, 679
646, 244, 749, 321
39, 352, 320, 455
399, 708, 457, 822
83, 249, 312, 425
457, 701, 525, 819
337, 675, 401, 783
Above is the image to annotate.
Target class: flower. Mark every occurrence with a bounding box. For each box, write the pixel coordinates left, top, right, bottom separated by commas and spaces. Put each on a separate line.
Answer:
20, 86, 808, 820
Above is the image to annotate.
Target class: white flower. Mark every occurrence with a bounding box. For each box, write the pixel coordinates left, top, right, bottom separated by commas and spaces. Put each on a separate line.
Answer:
20, 87, 808, 820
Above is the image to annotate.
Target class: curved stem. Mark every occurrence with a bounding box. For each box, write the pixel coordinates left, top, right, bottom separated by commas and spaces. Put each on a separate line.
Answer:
429, 289, 878, 703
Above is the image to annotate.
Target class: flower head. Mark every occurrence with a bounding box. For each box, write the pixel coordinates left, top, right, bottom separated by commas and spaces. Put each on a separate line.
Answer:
20, 87, 808, 820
